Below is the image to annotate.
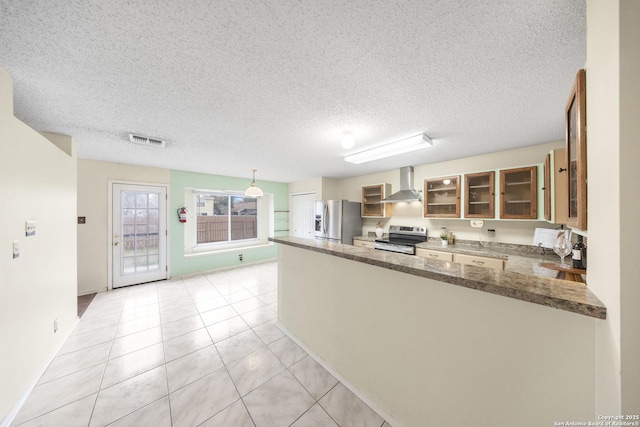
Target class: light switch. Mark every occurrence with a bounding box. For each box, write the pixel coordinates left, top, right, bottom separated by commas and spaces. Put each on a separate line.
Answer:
13, 241, 20, 259
25, 220, 36, 237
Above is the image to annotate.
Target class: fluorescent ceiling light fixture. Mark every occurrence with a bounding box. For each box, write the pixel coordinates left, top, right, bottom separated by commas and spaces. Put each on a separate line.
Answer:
344, 133, 433, 164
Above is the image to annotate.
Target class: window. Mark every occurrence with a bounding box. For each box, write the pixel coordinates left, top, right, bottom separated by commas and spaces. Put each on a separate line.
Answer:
194, 192, 258, 245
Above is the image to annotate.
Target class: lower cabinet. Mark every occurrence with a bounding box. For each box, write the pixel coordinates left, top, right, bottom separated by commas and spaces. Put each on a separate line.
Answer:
453, 253, 505, 270
415, 248, 454, 262
353, 239, 374, 249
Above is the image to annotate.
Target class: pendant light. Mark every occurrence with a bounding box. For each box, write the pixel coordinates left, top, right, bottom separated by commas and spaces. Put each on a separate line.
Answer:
244, 168, 264, 197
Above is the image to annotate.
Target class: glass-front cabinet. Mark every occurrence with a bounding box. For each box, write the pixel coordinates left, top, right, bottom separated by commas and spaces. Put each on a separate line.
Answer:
499, 166, 537, 219
565, 69, 587, 230
464, 171, 495, 218
361, 183, 392, 217
424, 176, 460, 218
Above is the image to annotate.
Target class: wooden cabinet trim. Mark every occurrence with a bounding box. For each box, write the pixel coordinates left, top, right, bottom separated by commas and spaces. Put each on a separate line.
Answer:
423, 175, 461, 218
565, 69, 587, 230
361, 184, 392, 218
499, 166, 537, 219
464, 171, 495, 219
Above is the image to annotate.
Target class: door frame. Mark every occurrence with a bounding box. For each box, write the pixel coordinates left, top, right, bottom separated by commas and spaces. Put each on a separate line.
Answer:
107, 180, 170, 290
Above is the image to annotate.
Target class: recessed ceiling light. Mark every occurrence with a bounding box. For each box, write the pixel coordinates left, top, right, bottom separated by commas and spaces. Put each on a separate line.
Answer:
341, 132, 355, 149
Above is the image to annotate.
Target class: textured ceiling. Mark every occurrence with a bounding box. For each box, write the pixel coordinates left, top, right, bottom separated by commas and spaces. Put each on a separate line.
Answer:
0, 0, 585, 183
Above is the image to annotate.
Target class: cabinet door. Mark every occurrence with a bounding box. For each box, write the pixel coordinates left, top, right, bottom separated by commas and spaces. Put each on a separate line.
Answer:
464, 171, 495, 218
553, 149, 568, 225
362, 184, 391, 217
500, 166, 537, 219
424, 176, 461, 218
416, 248, 454, 262
454, 253, 505, 270
354, 239, 374, 249
565, 69, 587, 230
543, 154, 551, 221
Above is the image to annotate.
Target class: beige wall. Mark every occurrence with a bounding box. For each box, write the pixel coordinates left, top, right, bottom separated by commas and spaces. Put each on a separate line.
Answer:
338, 141, 563, 244
585, 0, 640, 414
619, 0, 640, 411
288, 176, 340, 201
587, 0, 622, 413
0, 68, 78, 420
278, 245, 596, 427
77, 159, 170, 294
587, 0, 640, 414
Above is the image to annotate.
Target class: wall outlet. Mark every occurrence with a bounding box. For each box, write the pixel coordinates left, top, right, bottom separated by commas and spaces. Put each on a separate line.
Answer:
54, 319, 58, 333
239, 254, 244, 262
12, 240, 20, 259
488, 229, 496, 237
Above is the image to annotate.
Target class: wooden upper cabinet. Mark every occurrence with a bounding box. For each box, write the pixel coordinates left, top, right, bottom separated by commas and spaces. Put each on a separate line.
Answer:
499, 166, 537, 219
361, 184, 392, 217
565, 69, 587, 230
424, 176, 461, 218
543, 149, 568, 224
464, 171, 495, 218
543, 154, 551, 221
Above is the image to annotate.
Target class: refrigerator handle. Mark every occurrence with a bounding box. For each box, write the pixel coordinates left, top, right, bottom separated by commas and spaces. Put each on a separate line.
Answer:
323, 203, 328, 235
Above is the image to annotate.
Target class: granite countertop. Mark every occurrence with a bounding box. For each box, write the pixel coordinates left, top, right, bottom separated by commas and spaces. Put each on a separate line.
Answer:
270, 236, 606, 320
353, 235, 561, 278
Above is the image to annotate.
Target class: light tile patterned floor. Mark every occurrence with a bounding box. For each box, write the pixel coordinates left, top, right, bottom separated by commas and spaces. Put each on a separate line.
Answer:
13, 261, 392, 427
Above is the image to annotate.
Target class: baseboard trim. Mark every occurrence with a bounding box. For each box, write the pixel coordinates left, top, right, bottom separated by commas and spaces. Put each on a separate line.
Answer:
1, 317, 81, 427
276, 322, 404, 427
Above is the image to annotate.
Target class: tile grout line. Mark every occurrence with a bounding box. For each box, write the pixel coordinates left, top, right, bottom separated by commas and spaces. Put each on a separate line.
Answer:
194, 272, 259, 427
155, 280, 174, 427
87, 285, 129, 427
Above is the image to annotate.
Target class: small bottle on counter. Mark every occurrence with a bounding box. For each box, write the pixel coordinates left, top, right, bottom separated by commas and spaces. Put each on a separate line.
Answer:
448, 232, 455, 245
572, 235, 586, 269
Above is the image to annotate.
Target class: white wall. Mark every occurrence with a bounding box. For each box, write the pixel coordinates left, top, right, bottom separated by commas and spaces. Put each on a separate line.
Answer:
0, 67, 78, 421
338, 141, 563, 244
77, 159, 170, 294
587, 0, 640, 414
278, 245, 596, 427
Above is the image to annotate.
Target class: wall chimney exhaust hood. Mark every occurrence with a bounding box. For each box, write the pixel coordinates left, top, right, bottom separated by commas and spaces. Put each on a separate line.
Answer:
381, 166, 422, 203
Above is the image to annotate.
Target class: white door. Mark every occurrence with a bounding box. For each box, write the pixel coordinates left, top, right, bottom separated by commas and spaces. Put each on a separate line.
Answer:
112, 183, 168, 288
290, 193, 316, 238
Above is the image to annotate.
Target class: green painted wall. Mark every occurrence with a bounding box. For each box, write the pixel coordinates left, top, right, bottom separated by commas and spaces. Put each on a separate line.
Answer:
170, 169, 289, 277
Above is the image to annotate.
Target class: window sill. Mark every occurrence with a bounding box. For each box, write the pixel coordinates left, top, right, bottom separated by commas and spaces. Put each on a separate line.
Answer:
184, 241, 274, 258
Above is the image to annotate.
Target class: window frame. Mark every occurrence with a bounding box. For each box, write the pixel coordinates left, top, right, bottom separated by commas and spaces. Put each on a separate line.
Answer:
192, 190, 260, 248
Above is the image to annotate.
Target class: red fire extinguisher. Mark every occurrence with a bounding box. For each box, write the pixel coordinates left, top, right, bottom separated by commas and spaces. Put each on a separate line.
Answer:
177, 207, 188, 223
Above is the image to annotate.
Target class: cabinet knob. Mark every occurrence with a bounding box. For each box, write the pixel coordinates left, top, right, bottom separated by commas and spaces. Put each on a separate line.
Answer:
541, 187, 546, 191
558, 167, 567, 173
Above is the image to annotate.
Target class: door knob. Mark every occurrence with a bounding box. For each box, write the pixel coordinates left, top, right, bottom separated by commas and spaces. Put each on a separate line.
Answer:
114, 242, 120, 246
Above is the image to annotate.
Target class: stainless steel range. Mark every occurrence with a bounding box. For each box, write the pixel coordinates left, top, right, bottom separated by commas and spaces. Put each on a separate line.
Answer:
374, 225, 428, 255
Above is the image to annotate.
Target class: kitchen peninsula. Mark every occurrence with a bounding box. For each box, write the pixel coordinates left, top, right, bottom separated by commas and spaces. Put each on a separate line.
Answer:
270, 236, 605, 427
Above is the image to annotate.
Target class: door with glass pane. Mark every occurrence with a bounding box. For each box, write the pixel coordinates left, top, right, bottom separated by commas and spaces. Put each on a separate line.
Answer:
112, 184, 167, 288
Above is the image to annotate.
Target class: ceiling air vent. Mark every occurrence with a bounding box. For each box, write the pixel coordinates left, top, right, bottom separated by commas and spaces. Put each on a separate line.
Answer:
128, 134, 167, 148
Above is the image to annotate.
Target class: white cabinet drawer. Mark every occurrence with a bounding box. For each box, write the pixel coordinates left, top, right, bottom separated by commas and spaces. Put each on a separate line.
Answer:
416, 248, 454, 262
354, 240, 374, 249
453, 253, 505, 270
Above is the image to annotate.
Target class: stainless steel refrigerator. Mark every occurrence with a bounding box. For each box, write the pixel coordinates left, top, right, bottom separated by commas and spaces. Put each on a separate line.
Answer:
314, 200, 362, 244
